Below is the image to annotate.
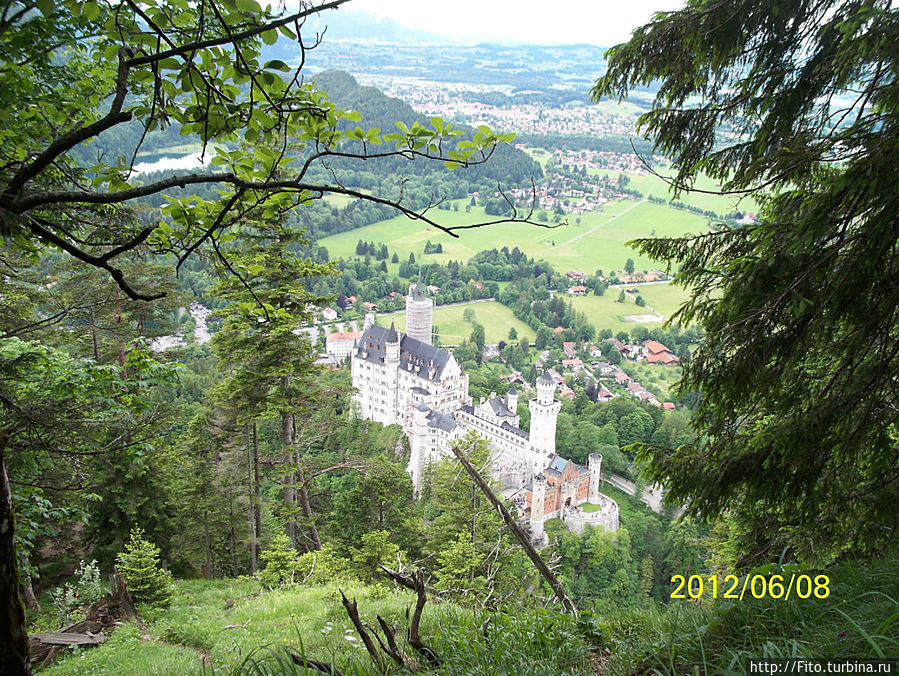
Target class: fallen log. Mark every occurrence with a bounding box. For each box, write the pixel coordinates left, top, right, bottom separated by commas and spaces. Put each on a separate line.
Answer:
28, 572, 135, 668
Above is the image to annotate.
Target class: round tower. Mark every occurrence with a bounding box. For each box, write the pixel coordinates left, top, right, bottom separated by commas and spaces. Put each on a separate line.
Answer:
363, 312, 375, 330
385, 322, 400, 362
528, 372, 562, 456
530, 473, 547, 540
506, 385, 519, 414
406, 402, 431, 495
405, 279, 433, 344
588, 453, 603, 502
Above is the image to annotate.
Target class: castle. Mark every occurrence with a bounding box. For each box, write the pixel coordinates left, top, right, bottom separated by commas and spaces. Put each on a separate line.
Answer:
350, 281, 618, 541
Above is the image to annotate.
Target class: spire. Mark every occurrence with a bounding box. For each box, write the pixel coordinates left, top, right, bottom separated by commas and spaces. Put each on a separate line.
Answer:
538, 371, 555, 386
386, 321, 398, 343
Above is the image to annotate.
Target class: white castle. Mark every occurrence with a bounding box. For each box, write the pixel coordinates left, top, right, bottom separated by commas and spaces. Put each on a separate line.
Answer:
350, 282, 618, 540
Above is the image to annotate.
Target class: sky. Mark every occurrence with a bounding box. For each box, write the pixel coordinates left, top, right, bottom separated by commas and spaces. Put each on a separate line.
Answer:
342, 0, 685, 46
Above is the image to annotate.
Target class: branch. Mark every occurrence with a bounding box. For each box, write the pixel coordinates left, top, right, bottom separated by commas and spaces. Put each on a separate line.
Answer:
125, 0, 352, 68
447, 440, 579, 616
4, 47, 133, 198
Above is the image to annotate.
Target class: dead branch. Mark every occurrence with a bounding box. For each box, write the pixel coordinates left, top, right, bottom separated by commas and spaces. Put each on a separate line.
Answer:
379, 567, 440, 666
339, 590, 385, 670
448, 440, 579, 616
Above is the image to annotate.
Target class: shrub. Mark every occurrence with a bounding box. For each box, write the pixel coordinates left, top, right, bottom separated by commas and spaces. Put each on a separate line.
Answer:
116, 528, 174, 607
74, 559, 105, 605
49, 559, 105, 624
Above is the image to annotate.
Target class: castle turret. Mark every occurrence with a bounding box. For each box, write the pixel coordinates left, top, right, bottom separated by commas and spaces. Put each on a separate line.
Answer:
363, 313, 375, 331
528, 372, 562, 457
385, 322, 400, 362
530, 473, 547, 541
588, 453, 603, 502
405, 278, 433, 344
506, 386, 519, 415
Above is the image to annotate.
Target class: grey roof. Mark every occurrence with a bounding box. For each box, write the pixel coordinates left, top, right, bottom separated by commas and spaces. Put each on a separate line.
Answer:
538, 371, 556, 386
385, 321, 398, 343
427, 409, 457, 432
487, 396, 515, 418
507, 385, 518, 395
416, 401, 430, 412
409, 280, 427, 302
500, 421, 529, 440
410, 386, 430, 395
355, 325, 452, 381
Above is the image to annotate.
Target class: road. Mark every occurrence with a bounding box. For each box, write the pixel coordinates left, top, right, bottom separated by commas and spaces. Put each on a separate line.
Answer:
555, 199, 646, 248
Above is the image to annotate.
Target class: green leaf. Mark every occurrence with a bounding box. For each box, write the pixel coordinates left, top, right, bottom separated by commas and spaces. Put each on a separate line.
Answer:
83, 0, 100, 20
263, 59, 290, 72
261, 29, 278, 46
235, 0, 260, 12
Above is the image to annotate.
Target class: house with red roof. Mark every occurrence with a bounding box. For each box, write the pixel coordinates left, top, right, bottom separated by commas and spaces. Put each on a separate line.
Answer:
643, 339, 679, 365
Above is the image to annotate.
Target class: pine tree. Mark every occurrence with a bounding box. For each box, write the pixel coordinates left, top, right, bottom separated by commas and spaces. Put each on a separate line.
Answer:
116, 528, 174, 607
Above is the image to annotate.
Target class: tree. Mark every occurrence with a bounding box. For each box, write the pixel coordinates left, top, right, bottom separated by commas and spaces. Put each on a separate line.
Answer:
116, 527, 174, 607
624, 259, 635, 275
0, 0, 532, 305
594, 0, 899, 563
635, 295, 645, 307
463, 307, 476, 322
616, 290, 626, 303
508, 327, 518, 340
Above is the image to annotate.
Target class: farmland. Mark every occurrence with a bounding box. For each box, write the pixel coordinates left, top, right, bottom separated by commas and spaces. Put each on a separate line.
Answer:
317, 199, 708, 276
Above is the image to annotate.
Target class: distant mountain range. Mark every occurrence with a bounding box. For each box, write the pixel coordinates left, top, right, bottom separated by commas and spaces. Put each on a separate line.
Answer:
303, 9, 455, 45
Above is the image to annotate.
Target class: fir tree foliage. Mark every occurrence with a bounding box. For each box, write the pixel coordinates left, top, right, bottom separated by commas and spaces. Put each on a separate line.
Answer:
594, 0, 899, 562
116, 527, 174, 608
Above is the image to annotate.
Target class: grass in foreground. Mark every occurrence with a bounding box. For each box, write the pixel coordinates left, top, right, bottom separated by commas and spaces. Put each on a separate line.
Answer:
40, 579, 594, 676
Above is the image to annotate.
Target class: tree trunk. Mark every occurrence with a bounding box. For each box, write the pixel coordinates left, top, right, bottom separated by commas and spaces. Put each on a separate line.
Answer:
203, 520, 213, 579
247, 424, 257, 574
228, 486, 238, 577
253, 422, 261, 559
282, 411, 296, 545
296, 465, 322, 551
89, 306, 99, 362
0, 434, 31, 675
21, 577, 39, 612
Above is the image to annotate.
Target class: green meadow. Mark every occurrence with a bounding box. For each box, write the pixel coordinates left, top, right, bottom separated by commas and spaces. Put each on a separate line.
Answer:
378, 300, 535, 345
318, 200, 707, 276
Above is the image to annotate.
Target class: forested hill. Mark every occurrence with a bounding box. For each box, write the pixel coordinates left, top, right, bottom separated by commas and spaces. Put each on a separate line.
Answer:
311, 69, 542, 185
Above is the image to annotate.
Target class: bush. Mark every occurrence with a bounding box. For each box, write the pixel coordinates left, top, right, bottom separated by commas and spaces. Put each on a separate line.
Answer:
116, 528, 174, 607
49, 559, 105, 624
259, 534, 354, 588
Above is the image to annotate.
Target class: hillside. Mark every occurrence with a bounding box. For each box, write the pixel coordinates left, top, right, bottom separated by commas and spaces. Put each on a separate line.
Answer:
309, 69, 543, 186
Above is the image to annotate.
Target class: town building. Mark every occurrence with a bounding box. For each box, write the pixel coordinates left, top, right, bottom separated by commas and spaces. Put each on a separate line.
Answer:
326, 331, 362, 358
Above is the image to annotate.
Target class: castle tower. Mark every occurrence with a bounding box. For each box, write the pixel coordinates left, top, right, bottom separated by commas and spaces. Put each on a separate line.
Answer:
383, 322, 400, 424
528, 372, 562, 457
406, 402, 431, 494
405, 278, 433, 344
588, 453, 603, 502
506, 385, 519, 415
363, 313, 375, 331
385, 322, 400, 362
530, 473, 547, 541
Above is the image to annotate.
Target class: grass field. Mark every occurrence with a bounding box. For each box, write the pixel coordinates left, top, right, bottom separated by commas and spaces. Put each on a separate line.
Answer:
378, 300, 535, 345
626, 283, 692, 324
590, 164, 760, 217
318, 201, 707, 276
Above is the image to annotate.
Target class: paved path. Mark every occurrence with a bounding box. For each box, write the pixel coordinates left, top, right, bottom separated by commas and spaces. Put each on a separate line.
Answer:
556, 199, 646, 247
605, 472, 665, 514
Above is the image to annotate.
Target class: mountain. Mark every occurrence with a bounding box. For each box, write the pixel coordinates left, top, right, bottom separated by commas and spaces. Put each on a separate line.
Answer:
304, 9, 452, 45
